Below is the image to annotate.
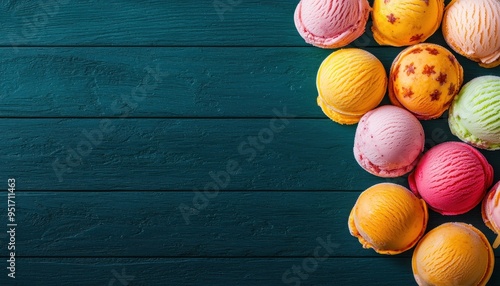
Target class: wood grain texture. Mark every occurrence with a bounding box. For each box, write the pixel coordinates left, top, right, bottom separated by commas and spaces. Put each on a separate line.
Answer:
3, 118, 498, 191
2, 257, 500, 286
0, 0, 453, 48
0, 47, 497, 118
0, 192, 495, 258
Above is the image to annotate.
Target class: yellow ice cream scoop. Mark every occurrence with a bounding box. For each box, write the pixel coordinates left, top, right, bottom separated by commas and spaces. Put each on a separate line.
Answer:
412, 222, 494, 286
372, 0, 444, 46
389, 43, 464, 120
317, 48, 387, 125
348, 183, 428, 255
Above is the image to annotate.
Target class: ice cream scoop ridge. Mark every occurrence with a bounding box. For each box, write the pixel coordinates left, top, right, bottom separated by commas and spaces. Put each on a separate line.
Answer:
389, 43, 464, 120
412, 222, 494, 286
354, 105, 424, 177
448, 75, 500, 150
348, 183, 428, 255
482, 181, 500, 248
371, 0, 444, 46
443, 0, 500, 68
294, 0, 370, 48
317, 48, 387, 124
409, 142, 493, 215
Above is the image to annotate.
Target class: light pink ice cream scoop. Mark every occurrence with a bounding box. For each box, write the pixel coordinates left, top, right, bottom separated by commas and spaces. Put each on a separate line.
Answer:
409, 141, 494, 215
354, 105, 425, 178
482, 181, 500, 248
294, 0, 370, 48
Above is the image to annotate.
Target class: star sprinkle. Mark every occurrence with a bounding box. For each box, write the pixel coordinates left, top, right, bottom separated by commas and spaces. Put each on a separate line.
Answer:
402, 87, 414, 98
410, 34, 424, 42
422, 65, 436, 76
436, 72, 447, 86
410, 48, 423, 54
448, 83, 456, 95
426, 48, 439, 55
387, 13, 397, 24
404, 62, 416, 75
430, 90, 442, 101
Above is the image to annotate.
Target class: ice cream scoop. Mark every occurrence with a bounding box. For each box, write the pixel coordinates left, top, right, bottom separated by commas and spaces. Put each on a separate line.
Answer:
371, 0, 444, 46
412, 222, 494, 286
409, 141, 493, 215
354, 105, 424, 177
348, 183, 428, 255
294, 0, 370, 48
317, 48, 387, 124
449, 75, 500, 150
482, 181, 500, 248
442, 0, 500, 68
389, 43, 464, 120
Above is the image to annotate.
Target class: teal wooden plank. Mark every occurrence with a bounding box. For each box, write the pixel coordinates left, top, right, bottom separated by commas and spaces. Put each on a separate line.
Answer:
0, 47, 497, 118
1, 257, 499, 285
0, 192, 496, 258
0, 0, 453, 47
3, 118, 497, 191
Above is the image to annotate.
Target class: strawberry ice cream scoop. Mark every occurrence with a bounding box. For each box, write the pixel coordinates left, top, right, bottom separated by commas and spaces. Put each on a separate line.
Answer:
409, 142, 493, 215
294, 0, 370, 48
354, 105, 424, 177
482, 181, 500, 248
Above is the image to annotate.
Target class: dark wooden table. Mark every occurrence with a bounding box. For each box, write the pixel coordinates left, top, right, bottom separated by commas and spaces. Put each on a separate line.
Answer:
0, 0, 499, 285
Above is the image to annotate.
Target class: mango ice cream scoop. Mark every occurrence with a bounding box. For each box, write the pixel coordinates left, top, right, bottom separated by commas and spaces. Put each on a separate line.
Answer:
482, 181, 500, 248
389, 43, 464, 120
371, 0, 444, 46
409, 141, 493, 215
294, 0, 370, 48
443, 0, 500, 68
412, 222, 494, 286
354, 105, 424, 177
348, 183, 428, 255
449, 75, 500, 150
317, 48, 387, 124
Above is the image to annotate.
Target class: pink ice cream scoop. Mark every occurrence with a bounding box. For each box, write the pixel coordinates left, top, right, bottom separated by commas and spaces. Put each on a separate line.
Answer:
354, 105, 425, 178
482, 181, 500, 248
409, 142, 493, 215
294, 0, 370, 48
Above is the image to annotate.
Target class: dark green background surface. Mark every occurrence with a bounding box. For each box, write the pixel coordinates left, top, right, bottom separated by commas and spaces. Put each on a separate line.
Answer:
0, 0, 499, 285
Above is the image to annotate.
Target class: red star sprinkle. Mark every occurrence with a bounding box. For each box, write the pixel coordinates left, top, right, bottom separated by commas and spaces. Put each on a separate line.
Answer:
448, 83, 456, 95
448, 55, 456, 63
404, 62, 416, 75
402, 87, 414, 98
387, 13, 397, 24
426, 48, 439, 55
436, 72, 447, 85
410, 34, 424, 42
393, 64, 401, 80
410, 48, 423, 54
430, 90, 442, 101
422, 65, 436, 76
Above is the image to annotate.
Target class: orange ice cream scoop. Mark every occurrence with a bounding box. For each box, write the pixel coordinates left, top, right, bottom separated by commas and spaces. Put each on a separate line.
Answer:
412, 222, 494, 286
348, 183, 428, 255
482, 181, 500, 248
372, 0, 444, 46
317, 48, 387, 124
443, 0, 500, 68
389, 43, 464, 120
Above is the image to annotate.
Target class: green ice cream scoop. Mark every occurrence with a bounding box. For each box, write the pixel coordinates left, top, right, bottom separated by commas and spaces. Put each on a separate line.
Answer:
448, 76, 500, 150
